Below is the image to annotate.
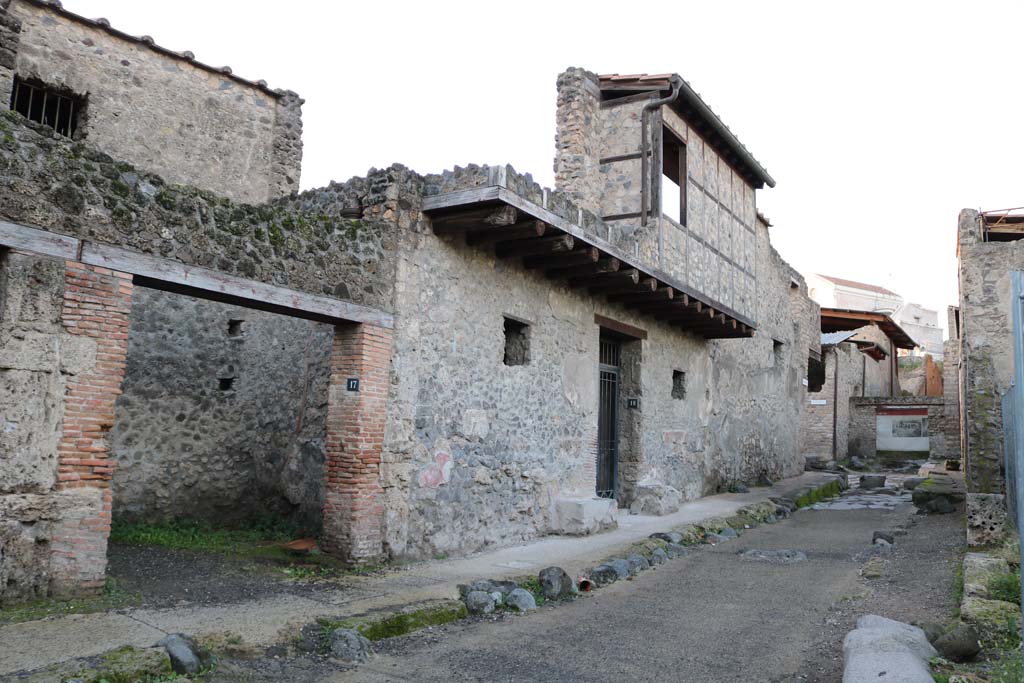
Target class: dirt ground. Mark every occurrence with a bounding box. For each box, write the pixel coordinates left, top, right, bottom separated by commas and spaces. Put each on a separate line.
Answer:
202, 495, 965, 683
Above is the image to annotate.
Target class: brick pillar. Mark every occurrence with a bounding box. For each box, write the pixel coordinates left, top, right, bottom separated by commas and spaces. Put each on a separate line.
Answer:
50, 262, 132, 595
322, 322, 391, 565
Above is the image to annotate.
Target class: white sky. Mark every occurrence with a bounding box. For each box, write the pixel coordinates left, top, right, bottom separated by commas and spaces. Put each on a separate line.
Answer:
67, 1, 1024, 338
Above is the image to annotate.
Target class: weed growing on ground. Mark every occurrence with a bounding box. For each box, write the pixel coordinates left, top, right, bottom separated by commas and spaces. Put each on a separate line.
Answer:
989, 649, 1023, 683
0, 577, 140, 625
281, 565, 332, 581
987, 570, 1022, 605
110, 517, 298, 553
515, 577, 548, 606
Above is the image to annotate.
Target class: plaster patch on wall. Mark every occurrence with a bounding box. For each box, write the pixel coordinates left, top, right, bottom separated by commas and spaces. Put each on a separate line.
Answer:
418, 452, 453, 488
460, 409, 489, 440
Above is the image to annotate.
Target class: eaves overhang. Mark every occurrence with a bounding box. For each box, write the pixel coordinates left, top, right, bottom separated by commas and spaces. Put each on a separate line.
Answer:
819, 307, 917, 351
422, 183, 756, 340
599, 73, 775, 189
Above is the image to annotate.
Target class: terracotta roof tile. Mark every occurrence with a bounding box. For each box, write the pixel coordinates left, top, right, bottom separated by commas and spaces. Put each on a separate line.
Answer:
816, 274, 900, 298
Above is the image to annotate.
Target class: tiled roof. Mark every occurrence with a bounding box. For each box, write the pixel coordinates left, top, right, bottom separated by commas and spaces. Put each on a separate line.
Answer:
598, 72, 774, 189
816, 274, 900, 298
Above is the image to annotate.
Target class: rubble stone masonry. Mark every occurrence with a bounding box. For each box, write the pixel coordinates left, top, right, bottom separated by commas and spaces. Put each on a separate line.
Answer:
2, 0, 302, 203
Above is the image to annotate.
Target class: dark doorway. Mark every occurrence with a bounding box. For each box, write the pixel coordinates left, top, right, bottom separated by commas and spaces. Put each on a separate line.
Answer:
597, 334, 622, 498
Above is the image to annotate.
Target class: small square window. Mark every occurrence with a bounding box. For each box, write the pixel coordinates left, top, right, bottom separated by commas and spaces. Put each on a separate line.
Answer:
228, 319, 245, 337
10, 76, 84, 139
503, 317, 530, 366
672, 370, 686, 399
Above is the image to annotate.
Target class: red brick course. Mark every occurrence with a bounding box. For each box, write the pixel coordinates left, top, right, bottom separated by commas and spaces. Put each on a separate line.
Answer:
321, 323, 392, 564
49, 262, 132, 595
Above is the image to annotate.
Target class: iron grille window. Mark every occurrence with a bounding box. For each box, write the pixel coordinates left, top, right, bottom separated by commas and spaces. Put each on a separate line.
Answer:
9, 76, 83, 139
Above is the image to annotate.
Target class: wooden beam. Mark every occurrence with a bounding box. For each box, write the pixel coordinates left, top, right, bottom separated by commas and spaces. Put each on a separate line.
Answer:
432, 205, 517, 234
0, 219, 80, 260
523, 247, 600, 270
466, 220, 546, 245
545, 257, 620, 280
79, 242, 394, 328
608, 284, 673, 305
569, 268, 639, 289
594, 314, 648, 340
590, 275, 656, 295
495, 234, 574, 258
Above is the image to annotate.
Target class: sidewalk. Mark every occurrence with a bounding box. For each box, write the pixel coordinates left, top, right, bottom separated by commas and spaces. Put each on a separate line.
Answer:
0, 472, 837, 675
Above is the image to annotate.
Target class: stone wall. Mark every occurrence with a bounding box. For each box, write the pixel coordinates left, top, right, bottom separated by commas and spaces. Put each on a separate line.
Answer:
957, 208, 1020, 493
3, 0, 302, 203
848, 396, 945, 464
0, 112, 396, 311
378, 164, 816, 561
0, 252, 132, 603
110, 287, 333, 532
552, 68, 758, 323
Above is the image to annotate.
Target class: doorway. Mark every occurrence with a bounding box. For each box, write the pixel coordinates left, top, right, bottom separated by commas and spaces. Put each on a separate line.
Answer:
597, 334, 621, 498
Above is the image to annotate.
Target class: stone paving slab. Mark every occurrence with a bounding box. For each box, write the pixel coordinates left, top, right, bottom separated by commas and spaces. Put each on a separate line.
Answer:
0, 472, 836, 676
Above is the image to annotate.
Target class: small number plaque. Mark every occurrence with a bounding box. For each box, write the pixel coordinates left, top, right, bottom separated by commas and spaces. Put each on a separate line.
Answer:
346, 378, 360, 392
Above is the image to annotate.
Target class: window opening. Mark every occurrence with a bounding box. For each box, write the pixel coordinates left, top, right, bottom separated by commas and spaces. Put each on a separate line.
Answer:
503, 317, 530, 366
672, 370, 686, 399
9, 76, 83, 139
661, 126, 687, 225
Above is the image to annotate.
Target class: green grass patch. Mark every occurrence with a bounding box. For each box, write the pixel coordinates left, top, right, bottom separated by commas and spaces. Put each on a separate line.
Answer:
794, 480, 841, 508
987, 570, 1022, 605
990, 649, 1024, 683
0, 577, 140, 625
110, 517, 298, 553
318, 600, 468, 646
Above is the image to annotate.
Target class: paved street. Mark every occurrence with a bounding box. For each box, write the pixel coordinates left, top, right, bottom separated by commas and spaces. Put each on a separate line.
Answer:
324, 502, 961, 683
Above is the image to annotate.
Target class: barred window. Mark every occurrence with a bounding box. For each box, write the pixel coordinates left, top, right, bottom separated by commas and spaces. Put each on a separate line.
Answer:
9, 76, 83, 139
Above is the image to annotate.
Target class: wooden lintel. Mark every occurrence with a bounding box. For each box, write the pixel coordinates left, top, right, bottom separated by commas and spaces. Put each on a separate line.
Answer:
594, 313, 647, 340
0, 219, 80, 260
432, 205, 517, 234
466, 220, 545, 245
495, 234, 574, 258
76, 241, 394, 328
545, 257, 620, 280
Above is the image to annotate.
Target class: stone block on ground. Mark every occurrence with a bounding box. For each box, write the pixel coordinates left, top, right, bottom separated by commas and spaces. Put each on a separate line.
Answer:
911, 475, 965, 514
902, 476, 925, 491
966, 493, 1008, 547
329, 629, 373, 663
538, 566, 576, 600
587, 564, 619, 586
157, 634, 211, 676
859, 474, 886, 489
464, 590, 496, 615
649, 547, 668, 565
960, 596, 1022, 634
505, 588, 537, 611
607, 559, 632, 580
873, 531, 895, 545
664, 543, 689, 558
626, 553, 650, 573
551, 497, 618, 535
628, 484, 682, 516
842, 616, 937, 683
933, 623, 981, 662
962, 552, 1010, 599
650, 531, 684, 544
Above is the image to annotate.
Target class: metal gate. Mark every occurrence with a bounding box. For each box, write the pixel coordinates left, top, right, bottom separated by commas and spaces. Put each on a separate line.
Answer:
1001, 270, 1024, 625
597, 336, 621, 499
